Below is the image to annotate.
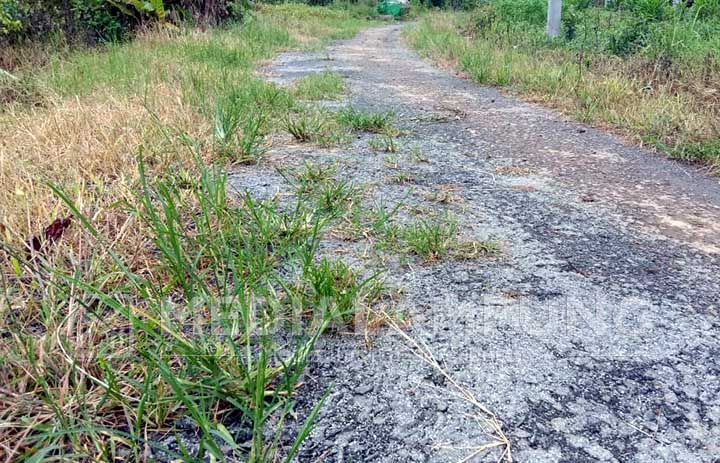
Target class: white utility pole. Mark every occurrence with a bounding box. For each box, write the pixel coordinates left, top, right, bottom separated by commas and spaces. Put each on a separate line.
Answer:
546, 0, 563, 38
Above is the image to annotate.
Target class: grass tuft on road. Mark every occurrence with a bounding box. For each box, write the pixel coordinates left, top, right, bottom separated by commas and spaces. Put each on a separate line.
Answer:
293, 71, 347, 100
337, 105, 397, 134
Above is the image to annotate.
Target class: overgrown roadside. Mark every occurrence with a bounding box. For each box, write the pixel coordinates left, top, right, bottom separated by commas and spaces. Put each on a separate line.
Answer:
405, 4, 720, 170
0, 4, 384, 462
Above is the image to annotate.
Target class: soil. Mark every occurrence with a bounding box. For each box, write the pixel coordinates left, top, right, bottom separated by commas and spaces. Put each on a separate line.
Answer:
228, 24, 720, 463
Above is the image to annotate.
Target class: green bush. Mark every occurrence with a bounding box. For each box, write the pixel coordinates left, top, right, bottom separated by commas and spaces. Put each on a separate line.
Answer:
607, 17, 649, 56
693, 0, 720, 18
491, 0, 546, 25
0, 0, 248, 46
0, 0, 21, 34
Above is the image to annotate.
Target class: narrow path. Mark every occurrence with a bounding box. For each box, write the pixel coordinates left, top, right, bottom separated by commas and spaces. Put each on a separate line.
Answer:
250, 25, 720, 462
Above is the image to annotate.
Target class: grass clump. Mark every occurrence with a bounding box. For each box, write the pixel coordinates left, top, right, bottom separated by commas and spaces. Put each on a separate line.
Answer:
293, 71, 346, 100
284, 111, 328, 142
314, 178, 360, 216
284, 108, 351, 146
337, 105, 397, 134
388, 172, 415, 184
302, 256, 385, 325
282, 161, 360, 218
369, 134, 399, 153
375, 214, 500, 263
397, 218, 458, 261
214, 97, 268, 163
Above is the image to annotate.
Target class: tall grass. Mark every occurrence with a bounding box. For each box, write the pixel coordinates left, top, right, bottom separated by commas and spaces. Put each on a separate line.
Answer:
405, 4, 720, 169
0, 4, 377, 461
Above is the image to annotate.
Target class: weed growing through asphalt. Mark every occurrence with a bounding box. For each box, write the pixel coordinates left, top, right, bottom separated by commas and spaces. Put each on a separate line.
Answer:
283, 161, 360, 218
398, 218, 458, 261
313, 177, 359, 216
293, 71, 346, 101
453, 239, 502, 260
369, 134, 399, 153
284, 111, 326, 142
284, 161, 336, 194
409, 145, 428, 163
388, 172, 415, 184
341, 198, 405, 241
284, 108, 350, 146
426, 184, 463, 204
302, 257, 386, 326
372, 214, 500, 263
337, 105, 396, 134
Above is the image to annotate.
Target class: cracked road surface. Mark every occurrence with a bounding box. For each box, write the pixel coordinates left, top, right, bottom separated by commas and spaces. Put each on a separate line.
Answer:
247, 24, 720, 462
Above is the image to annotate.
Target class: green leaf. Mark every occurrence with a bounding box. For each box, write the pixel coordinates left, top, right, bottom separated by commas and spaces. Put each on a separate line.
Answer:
210, 423, 238, 450
283, 387, 331, 463
10, 256, 21, 276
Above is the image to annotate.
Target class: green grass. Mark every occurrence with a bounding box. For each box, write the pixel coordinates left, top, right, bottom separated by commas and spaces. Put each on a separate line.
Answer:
388, 171, 415, 184
293, 71, 346, 100
355, 210, 500, 263
337, 105, 397, 134
284, 111, 328, 142
282, 161, 337, 194
283, 107, 351, 146
283, 161, 361, 218
19, 5, 370, 99
397, 217, 458, 261
405, 5, 720, 169
213, 96, 268, 163
369, 134, 399, 153
394, 217, 500, 262
3, 154, 375, 462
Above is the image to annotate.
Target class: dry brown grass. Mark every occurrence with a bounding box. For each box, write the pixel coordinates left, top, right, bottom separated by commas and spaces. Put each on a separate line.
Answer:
0, 85, 209, 252
0, 84, 212, 461
384, 315, 513, 462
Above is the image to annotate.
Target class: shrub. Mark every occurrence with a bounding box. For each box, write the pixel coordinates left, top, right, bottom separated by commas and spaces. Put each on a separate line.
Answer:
0, 0, 249, 47
607, 17, 649, 56
0, 0, 21, 34
491, 0, 547, 26
692, 0, 720, 18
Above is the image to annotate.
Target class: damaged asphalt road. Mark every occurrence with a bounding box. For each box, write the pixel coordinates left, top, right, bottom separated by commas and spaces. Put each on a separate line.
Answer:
236, 24, 720, 462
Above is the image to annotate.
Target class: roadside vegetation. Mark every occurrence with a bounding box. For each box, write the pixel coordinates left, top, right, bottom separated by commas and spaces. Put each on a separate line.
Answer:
406, 0, 720, 170
0, 3, 388, 462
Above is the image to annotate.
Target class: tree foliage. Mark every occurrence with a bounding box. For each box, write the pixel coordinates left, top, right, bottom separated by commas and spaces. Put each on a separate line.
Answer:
0, 0, 248, 44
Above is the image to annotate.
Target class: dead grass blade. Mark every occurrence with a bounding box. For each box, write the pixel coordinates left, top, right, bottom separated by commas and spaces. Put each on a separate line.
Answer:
383, 315, 513, 463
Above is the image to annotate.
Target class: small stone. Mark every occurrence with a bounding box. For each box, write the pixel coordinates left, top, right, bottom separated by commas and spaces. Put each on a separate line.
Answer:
355, 384, 374, 395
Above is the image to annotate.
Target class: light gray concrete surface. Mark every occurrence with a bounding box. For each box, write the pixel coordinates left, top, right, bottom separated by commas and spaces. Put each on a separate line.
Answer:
241, 24, 720, 463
